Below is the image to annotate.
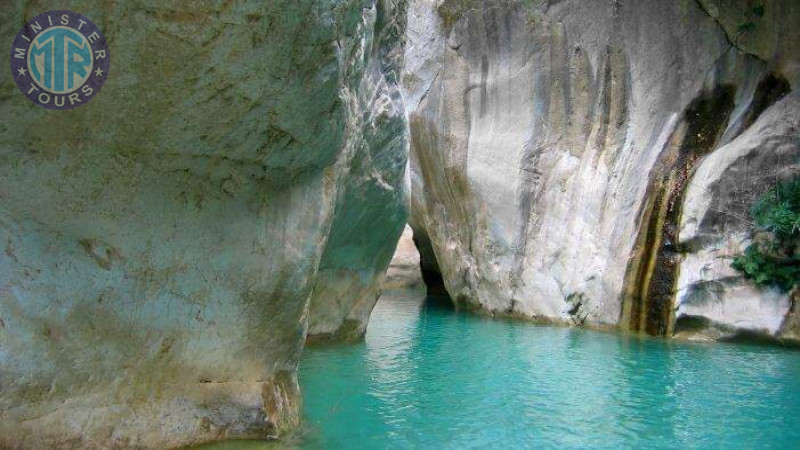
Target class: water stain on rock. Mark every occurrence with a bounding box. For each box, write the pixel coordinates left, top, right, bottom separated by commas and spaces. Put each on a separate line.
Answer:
622, 84, 737, 337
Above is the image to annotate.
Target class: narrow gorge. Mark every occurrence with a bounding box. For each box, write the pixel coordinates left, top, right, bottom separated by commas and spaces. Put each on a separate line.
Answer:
0, 0, 798, 448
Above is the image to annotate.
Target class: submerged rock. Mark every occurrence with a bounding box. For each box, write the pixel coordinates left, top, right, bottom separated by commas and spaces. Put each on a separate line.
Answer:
403, 0, 799, 339
0, 0, 406, 447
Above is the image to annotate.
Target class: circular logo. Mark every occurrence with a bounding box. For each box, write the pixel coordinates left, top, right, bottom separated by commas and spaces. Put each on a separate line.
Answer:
9, 10, 110, 110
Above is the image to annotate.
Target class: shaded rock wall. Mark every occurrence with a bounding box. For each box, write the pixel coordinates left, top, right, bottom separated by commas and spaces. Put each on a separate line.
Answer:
404, 0, 798, 337
0, 0, 406, 447
307, 0, 409, 341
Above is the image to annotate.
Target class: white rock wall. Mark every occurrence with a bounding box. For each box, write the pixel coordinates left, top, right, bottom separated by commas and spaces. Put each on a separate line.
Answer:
677, 92, 799, 340
404, 0, 799, 338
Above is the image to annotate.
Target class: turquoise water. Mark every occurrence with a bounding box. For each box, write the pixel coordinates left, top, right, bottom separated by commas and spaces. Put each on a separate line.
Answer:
296, 288, 800, 449
202, 288, 800, 449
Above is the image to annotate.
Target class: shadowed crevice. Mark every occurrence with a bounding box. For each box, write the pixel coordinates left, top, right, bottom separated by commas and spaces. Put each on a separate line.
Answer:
409, 225, 450, 302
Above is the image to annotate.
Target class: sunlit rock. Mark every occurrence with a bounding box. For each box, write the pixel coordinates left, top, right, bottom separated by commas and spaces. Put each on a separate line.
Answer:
385, 225, 424, 290
403, 0, 799, 339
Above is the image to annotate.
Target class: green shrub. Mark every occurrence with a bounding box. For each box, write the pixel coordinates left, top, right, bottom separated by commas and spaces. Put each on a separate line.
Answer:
732, 176, 800, 292
750, 177, 800, 238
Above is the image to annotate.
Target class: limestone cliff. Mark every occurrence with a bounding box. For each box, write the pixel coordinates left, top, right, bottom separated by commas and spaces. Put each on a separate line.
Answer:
0, 0, 406, 447
404, 0, 799, 340
0, 0, 798, 446
307, 0, 409, 341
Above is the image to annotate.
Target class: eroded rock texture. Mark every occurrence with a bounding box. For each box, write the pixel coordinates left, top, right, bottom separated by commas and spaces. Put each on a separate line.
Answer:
0, 0, 406, 447
404, 0, 799, 339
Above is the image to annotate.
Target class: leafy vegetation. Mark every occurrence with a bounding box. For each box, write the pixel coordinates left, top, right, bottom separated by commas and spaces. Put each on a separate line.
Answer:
732, 176, 800, 292
737, 4, 765, 36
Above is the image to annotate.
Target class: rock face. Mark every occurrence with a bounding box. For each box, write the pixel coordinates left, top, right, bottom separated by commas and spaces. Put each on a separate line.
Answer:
384, 225, 424, 290
676, 92, 799, 341
306, 0, 409, 342
404, 0, 799, 338
0, 0, 406, 448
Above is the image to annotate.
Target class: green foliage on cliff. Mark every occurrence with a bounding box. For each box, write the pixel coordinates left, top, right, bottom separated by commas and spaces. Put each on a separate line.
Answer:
751, 177, 800, 239
732, 176, 800, 292
737, 3, 765, 35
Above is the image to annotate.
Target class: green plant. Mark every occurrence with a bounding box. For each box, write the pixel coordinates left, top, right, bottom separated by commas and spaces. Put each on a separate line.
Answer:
736, 4, 765, 36
732, 176, 800, 292
751, 177, 800, 238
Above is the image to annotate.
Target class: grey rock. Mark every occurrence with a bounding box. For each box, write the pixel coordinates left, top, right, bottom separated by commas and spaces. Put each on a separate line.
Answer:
307, 0, 409, 341
403, 0, 799, 338
0, 0, 406, 447
676, 92, 799, 341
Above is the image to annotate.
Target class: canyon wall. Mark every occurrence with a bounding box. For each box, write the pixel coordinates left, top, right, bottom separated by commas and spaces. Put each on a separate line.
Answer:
306, 0, 409, 341
404, 0, 799, 340
0, 0, 406, 447
0, 0, 797, 446
384, 225, 425, 290
676, 91, 799, 341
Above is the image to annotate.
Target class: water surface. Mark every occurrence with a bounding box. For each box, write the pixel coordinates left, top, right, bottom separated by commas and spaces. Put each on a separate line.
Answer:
212, 288, 800, 448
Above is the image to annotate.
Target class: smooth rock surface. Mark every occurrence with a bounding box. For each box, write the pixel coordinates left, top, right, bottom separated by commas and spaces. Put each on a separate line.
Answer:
404, 0, 799, 337
0, 0, 406, 447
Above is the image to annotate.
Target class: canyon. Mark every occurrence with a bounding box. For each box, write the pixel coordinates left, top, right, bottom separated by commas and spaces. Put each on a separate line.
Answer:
404, 0, 799, 341
0, 0, 797, 447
